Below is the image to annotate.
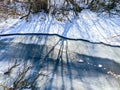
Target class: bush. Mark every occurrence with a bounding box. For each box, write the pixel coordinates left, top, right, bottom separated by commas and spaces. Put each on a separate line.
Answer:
31, 0, 49, 13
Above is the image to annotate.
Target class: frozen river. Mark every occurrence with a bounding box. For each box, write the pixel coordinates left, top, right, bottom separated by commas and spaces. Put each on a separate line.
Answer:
0, 34, 120, 90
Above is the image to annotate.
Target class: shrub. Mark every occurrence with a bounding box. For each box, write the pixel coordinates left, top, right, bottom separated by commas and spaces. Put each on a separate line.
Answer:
31, 0, 49, 13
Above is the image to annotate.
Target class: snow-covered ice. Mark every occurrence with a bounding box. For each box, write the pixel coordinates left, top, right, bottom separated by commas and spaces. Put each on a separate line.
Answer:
0, 35, 120, 90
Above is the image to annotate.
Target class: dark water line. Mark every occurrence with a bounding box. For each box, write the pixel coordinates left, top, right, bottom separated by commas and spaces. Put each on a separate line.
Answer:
0, 33, 120, 48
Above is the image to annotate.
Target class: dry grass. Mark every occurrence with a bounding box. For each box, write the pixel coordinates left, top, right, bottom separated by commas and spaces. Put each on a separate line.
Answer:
0, 0, 119, 21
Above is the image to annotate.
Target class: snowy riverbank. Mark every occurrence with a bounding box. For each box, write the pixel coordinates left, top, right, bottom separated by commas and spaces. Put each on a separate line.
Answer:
0, 10, 120, 46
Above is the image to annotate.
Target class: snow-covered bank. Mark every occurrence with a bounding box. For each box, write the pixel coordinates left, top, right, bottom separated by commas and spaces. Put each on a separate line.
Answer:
0, 10, 120, 46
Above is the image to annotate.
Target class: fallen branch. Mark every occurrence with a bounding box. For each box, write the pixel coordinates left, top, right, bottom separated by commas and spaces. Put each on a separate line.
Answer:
4, 59, 20, 75
20, 2, 32, 20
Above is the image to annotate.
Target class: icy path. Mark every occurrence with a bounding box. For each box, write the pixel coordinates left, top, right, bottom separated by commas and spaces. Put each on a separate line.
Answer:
0, 10, 120, 45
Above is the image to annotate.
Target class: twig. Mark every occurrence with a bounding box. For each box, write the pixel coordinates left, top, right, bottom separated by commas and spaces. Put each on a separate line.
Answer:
13, 66, 32, 90
4, 59, 20, 75
20, 2, 32, 20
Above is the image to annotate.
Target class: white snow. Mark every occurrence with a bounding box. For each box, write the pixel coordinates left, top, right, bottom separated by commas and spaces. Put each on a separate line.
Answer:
98, 64, 103, 68
0, 10, 120, 46
78, 59, 84, 63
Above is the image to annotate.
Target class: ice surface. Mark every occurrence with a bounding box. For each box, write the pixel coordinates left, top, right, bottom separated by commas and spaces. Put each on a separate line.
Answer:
0, 35, 120, 90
